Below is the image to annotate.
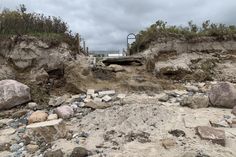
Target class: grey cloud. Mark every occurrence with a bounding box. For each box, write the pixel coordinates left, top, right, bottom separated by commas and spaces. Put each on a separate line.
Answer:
1, 0, 236, 51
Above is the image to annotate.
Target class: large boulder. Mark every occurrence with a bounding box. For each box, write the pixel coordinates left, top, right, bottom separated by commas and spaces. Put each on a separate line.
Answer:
0, 80, 31, 110
208, 82, 236, 108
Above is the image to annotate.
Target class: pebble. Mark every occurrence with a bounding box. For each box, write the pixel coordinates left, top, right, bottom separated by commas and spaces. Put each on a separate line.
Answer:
47, 114, 58, 121
10, 144, 22, 152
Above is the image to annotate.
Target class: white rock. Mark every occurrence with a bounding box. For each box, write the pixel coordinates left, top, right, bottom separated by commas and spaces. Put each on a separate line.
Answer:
47, 114, 58, 121
0, 80, 31, 110
87, 89, 95, 95
185, 85, 199, 93
117, 94, 126, 99
93, 97, 102, 102
102, 95, 112, 102
27, 102, 38, 110
98, 90, 115, 96
84, 98, 92, 103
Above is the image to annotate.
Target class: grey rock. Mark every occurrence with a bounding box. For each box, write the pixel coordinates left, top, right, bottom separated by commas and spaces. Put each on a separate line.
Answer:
0, 80, 31, 110
27, 102, 38, 110
186, 85, 199, 93
180, 95, 209, 109
10, 144, 22, 152
55, 105, 74, 119
85, 101, 111, 109
158, 94, 169, 102
49, 95, 69, 107
208, 82, 236, 108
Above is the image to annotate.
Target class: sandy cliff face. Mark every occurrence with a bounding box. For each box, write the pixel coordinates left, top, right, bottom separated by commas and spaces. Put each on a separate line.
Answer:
0, 35, 83, 105
142, 38, 236, 82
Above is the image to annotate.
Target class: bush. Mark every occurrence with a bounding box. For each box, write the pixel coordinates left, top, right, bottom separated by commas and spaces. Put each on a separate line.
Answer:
0, 4, 81, 53
131, 20, 236, 54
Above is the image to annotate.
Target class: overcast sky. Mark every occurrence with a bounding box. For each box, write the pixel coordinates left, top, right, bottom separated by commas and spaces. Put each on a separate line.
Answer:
1, 0, 236, 51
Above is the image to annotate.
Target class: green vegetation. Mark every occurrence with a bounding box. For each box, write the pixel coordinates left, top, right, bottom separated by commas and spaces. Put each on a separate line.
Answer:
0, 4, 80, 52
131, 20, 236, 54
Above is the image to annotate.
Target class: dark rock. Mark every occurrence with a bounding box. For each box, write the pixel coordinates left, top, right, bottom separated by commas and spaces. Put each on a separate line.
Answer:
168, 129, 186, 137
70, 147, 90, 157
196, 126, 226, 146
44, 149, 64, 157
125, 131, 151, 143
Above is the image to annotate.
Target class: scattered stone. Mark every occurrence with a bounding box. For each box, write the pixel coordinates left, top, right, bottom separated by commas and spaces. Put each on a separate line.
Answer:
71, 104, 78, 111
44, 149, 64, 157
0, 80, 31, 110
168, 129, 186, 137
181, 152, 197, 157
55, 105, 74, 119
49, 95, 69, 107
117, 94, 126, 99
84, 97, 92, 103
10, 143, 22, 152
196, 126, 226, 146
0, 128, 16, 135
158, 94, 169, 102
108, 64, 125, 72
26, 144, 39, 154
87, 89, 95, 95
208, 82, 236, 108
28, 111, 48, 124
161, 138, 176, 149
180, 95, 209, 109
48, 114, 58, 121
102, 95, 112, 102
231, 119, 236, 128
26, 119, 68, 143
12, 110, 28, 119
125, 131, 151, 143
185, 85, 199, 93
0, 118, 13, 126
93, 97, 102, 102
0, 142, 11, 151
98, 90, 116, 96
70, 147, 90, 157
27, 102, 38, 110
210, 119, 230, 128
65, 95, 83, 104
232, 106, 236, 116
85, 101, 111, 109
184, 115, 210, 128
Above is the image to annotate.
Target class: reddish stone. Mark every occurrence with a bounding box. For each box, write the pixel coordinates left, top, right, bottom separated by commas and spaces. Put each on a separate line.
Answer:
196, 126, 226, 146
